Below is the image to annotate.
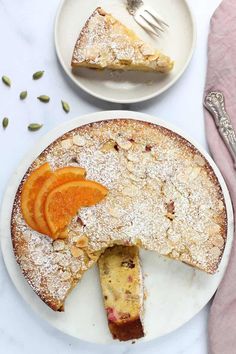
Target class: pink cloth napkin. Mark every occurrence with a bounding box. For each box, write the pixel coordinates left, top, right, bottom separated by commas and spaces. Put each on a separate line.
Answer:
204, 1, 236, 353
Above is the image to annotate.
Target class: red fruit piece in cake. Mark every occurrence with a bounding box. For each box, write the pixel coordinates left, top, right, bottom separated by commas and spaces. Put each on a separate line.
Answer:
98, 246, 144, 341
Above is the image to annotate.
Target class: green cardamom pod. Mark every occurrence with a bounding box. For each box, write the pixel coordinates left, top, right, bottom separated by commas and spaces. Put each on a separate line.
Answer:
61, 100, 70, 113
28, 123, 43, 131
2, 75, 11, 87
33, 71, 44, 80
2, 117, 9, 129
20, 91, 28, 100
37, 95, 50, 103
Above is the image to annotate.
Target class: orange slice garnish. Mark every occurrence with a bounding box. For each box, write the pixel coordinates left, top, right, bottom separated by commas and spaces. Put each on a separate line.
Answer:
21, 163, 53, 231
45, 180, 108, 238
34, 166, 86, 235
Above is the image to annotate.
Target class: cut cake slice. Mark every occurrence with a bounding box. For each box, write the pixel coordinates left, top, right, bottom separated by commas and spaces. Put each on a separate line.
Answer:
71, 7, 174, 73
98, 246, 144, 341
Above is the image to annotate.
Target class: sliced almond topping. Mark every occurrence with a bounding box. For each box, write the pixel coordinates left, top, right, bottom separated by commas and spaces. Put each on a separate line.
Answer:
76, 235, 88, 248
70, 245, 84, 258
140, 44, 155, 56
210, 235, 224, 248
86, 250, 99, 261
126, 151, 139, 162
128, 172, 141, 182
208, 224, 221, 236
122, 185, 139, 197
100, 140, 116, 152
193, 154, 205, 167
116, 138, 132, 151
172, 250, 180, 258
167, 230, 181, 243
53, 240, 65, 252
126, 161, 135, 173
117, 56, 133, 64
159, 244, 173, 255
209, 246, 221, 259
70, 260, 81, 274
149, 54, 159, 62
58, 254, 70, 267
73, 134, 86, 146
34, 257, 44, 266
109, 207, 121, 218
188, 167, 201, 181
72, 235, 80, 243
85, 48, 100, 61
61, 271, 71, 281
189, 245, 206, 262
61, 139, 73, 149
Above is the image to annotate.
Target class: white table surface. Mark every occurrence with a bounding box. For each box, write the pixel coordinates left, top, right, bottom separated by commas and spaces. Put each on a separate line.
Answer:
0, 0, 223, 353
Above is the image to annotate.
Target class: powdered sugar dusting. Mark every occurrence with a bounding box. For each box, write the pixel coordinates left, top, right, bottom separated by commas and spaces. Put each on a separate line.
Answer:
11, 119, 227, 310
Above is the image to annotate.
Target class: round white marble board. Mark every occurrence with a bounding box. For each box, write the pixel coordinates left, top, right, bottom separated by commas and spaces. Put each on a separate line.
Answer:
0, 111, 234, 344
54, 0, 196, 103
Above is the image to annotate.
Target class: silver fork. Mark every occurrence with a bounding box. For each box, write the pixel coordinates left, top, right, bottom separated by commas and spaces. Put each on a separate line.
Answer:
127, 0, 169, 36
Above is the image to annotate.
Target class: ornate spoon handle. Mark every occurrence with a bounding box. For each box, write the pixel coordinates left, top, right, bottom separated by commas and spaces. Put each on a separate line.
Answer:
204, 91, 236, 168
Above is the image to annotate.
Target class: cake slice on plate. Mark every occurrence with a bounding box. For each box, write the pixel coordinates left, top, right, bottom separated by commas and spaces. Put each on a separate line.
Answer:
71, 7, 174, 73
98, 246, 144, 341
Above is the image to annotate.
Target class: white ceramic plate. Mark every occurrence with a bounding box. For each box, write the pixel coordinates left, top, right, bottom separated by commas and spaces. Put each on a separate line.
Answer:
0, 111, 233, 344
54, 0, 196, 103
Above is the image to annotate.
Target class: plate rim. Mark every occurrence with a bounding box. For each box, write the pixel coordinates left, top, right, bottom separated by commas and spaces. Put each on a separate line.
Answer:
54, 0, 197, 104
0, 110, 233, 344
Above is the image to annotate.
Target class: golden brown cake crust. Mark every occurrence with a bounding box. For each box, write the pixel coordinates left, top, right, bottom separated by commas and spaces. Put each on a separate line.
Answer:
11, 119, 227, 311
108, 317, 144, 341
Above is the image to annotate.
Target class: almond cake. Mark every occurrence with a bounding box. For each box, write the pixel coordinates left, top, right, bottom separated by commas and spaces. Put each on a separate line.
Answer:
71, 8, 174, 73
99, 246, 144, 341
11, 119, 227, 313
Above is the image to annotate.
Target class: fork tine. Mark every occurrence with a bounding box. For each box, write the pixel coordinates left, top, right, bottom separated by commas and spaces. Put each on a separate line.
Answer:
141, 11, 164, 32
135, 14, 160, 36
145, 7, 169, 27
